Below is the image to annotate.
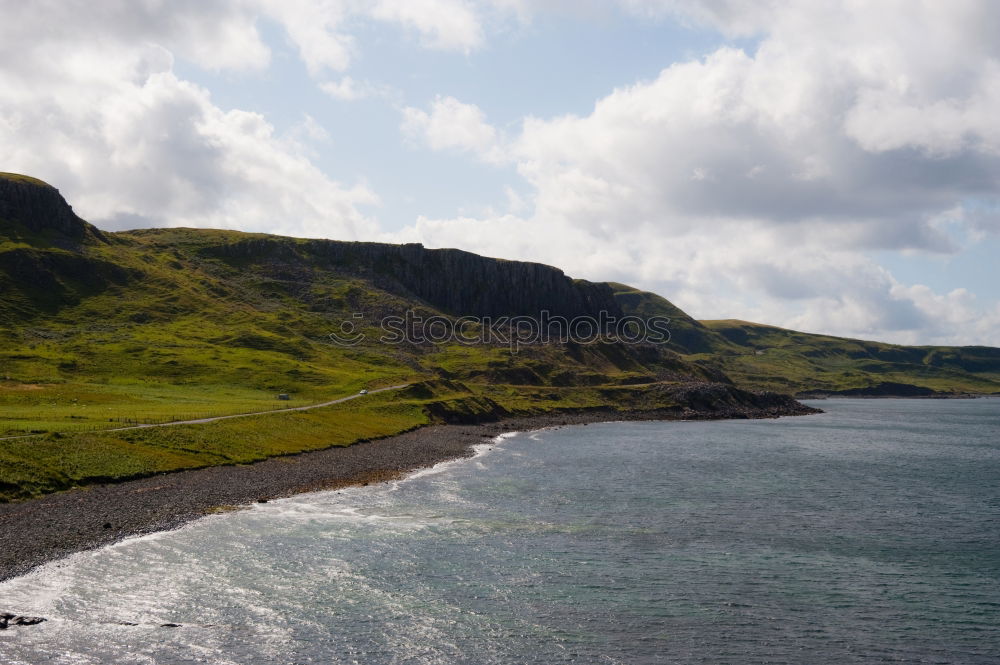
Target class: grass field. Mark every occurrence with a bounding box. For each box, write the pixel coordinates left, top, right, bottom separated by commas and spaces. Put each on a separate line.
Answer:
0, 382, 322, 436
0, 379, 681, 502
0, 386, 434, 501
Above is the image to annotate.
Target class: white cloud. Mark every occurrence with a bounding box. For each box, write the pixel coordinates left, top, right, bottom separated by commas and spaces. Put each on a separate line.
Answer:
259, 0, 356, 74
371, 0, 485, 52
401, 96, 506, 163
320, 77, 369, 101
0, 0, 503, 242
2, 0, 999, 345
389, 1, 1000, 344
260, 0, 491, 76
319, 76, 398, 103
844, 79, 1000, 157
0, 1, 272, 74
0, 1, 377, 239
886, 284, 1000, 346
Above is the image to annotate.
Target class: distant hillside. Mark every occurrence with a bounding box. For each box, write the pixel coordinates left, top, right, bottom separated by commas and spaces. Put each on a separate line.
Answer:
696, 320, 1000, 396
606, 280, 1000, 395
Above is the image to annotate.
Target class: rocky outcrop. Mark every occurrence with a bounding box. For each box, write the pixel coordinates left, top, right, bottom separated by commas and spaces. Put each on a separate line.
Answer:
0, 173, 103, 243
0, 613, 46, 629
416, 379, 820, 424
323, 241, 620, 320
0, 175, 131, 320
922, 346, 1000, 373
581, 381, 822, 418
204, 237, 623, 319
801, 382, 941, 397
660, 382, 821, 417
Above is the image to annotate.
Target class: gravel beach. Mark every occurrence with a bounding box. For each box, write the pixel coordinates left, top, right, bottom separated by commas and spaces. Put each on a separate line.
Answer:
0, 401, 817, 583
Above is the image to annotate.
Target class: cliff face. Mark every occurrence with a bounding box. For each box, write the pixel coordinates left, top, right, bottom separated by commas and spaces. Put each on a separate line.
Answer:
0, 174, 621, 324
205, 237, 623, 320
0, 174, 102, 243
0, 175, 122, 319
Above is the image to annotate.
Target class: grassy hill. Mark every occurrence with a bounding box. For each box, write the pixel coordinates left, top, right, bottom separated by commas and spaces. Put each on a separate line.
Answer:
608, 281, 1000, 396
696, 320, 1000, 396
1, 172, 997, 500
0, 176, 720, 436
2, 172, 795, 500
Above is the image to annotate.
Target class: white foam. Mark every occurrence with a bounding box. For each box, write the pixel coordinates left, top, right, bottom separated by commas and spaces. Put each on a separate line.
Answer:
0, 520, 214, 615
0, 429, 529, 600
401, 430, 519, 483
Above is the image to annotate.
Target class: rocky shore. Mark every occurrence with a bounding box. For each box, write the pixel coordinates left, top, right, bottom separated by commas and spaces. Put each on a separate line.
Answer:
0, 400, 818, 584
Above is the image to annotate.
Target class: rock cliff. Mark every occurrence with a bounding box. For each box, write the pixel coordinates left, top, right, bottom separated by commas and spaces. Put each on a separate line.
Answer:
0, 173, 103, 243
204, 236, 623, 319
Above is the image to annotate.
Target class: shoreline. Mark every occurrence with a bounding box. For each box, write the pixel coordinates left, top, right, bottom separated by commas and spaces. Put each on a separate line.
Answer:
0, 403, 816, 583
797, 393, 995, 400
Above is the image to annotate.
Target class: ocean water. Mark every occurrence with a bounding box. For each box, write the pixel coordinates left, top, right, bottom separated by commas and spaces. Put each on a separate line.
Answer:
1, 398, 998, 664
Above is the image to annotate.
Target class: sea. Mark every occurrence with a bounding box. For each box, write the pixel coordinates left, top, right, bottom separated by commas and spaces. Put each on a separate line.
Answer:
1, 398, 998, 664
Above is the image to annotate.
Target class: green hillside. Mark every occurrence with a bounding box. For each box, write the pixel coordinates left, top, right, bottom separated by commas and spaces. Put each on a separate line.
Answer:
0, 214, 718, 436
2, 173, 785, 500
605, 278, 1000, 396
608, 283, 736, 355
695, 320, 1000, 396
1, 172, 997, 501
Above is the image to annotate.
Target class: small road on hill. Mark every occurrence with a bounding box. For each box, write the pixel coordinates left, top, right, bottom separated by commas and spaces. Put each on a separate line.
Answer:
0, 384, 411, 441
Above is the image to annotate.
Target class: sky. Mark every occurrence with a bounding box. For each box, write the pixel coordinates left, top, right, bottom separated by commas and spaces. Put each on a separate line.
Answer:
2, 0, 999, 346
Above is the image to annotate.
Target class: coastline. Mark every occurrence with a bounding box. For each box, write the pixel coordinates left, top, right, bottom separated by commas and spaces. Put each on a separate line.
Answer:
797, 392, 994, 400
0, 402, 817, 583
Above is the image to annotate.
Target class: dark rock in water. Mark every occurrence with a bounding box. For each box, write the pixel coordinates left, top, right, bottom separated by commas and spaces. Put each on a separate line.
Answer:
103, 522, 112, 529
803, 381, 941, 398
0, 613, 47, 629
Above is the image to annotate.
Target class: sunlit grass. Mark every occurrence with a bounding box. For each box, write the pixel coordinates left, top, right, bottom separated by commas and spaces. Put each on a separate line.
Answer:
0, 388, 433, 501
0, 381, 321, 436
0, 377, 698, 502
